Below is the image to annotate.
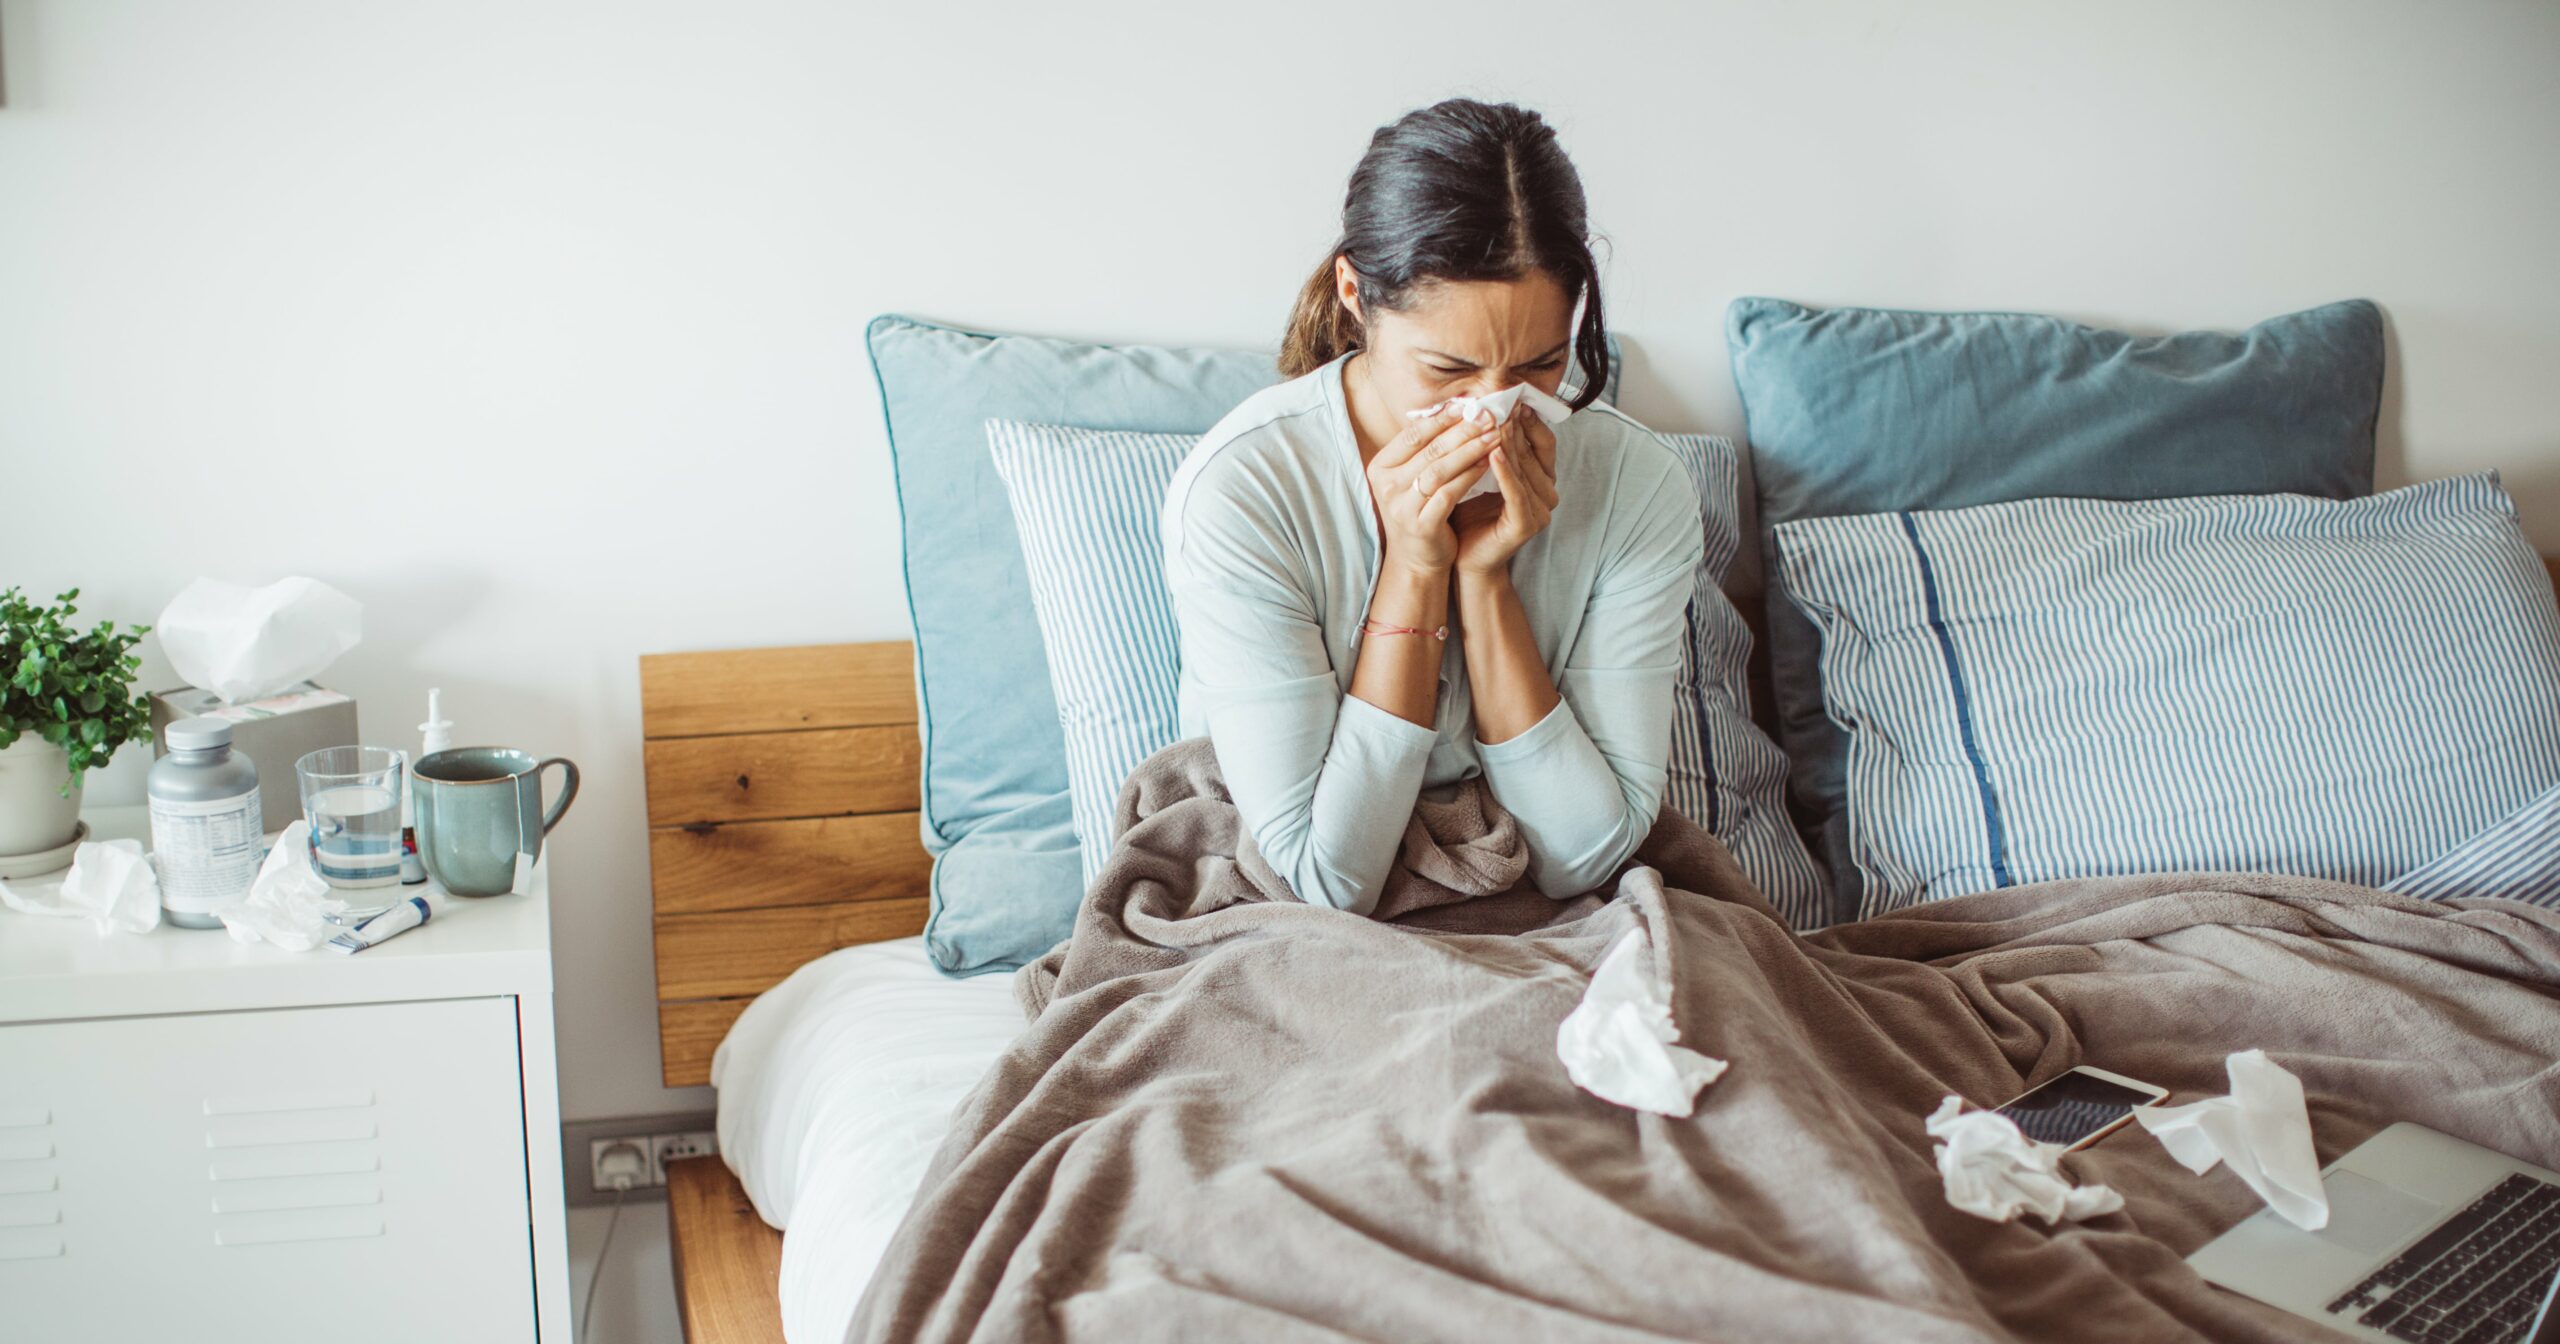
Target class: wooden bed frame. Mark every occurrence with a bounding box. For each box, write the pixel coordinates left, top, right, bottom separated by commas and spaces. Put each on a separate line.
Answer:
640, 555, 2560, 1344
640, 641, 930, 1344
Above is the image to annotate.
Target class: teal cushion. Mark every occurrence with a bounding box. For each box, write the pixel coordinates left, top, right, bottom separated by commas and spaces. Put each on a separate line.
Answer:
1727, 297, 2383, 920
869, 315, 1278, 975
870, 313, 1624, 973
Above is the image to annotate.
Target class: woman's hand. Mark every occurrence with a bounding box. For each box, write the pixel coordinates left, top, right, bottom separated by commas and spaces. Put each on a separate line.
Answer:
1365, 407, 1505, 578
1452, 410, 1559, 578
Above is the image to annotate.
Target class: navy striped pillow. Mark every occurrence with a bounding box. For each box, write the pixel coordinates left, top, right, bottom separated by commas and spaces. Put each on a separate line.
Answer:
1657, 435, 1826, 927
1775, 472, 2560, 918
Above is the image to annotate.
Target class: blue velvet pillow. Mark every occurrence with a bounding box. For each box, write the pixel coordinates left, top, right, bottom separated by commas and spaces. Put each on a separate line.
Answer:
870, 316, 1278, 974
870, 314, 1622, 974
1727, 297, 2384, 921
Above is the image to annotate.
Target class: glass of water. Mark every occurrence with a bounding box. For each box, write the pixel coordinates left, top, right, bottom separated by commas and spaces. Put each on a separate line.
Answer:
295, 746, 407, 890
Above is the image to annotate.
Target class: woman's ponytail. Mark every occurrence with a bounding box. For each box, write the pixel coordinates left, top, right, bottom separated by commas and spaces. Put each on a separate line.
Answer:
1278, 244, 1360, 379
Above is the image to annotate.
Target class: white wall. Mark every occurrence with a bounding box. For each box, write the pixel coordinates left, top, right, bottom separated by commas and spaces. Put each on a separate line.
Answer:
4, 1, 2554, 1336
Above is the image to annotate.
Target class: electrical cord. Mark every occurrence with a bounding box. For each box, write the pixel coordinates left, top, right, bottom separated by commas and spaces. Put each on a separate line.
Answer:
579, 1183, 629, 1344
580, 1144, 646, 1344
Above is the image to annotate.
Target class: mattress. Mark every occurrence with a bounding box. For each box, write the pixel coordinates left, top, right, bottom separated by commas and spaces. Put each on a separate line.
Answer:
711, 936, 1023, 1344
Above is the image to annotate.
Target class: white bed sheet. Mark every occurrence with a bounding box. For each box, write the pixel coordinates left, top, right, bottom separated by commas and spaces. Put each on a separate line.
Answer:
711, 935, 1023, 1344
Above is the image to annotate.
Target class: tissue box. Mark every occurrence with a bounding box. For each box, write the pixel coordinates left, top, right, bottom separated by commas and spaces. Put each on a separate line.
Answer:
150, 682, 360, 834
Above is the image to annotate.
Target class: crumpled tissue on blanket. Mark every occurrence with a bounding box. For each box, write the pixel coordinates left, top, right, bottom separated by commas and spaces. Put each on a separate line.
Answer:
1404, 383, 1574, 503
1556, 926, 1726, 1116
2133, 1048, 2330, 1230
1926, 1096, 2126, 1224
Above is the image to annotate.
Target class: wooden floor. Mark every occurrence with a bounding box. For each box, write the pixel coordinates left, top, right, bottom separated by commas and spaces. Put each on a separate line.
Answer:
666, 1156, 786, 1344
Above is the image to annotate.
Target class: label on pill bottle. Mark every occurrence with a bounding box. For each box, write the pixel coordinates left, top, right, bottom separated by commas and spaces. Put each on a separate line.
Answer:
150, 788, 263, 915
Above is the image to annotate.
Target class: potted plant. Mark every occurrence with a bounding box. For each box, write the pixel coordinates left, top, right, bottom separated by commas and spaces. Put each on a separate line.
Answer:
0, 587, 153, 860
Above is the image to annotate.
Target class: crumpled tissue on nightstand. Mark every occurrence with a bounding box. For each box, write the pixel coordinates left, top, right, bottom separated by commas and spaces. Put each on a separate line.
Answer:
2133, 1049, 2329, 1231
1556, 925, 1726, 1116
0, 837, 161, 935
1926, 1095, 2126, 1224
1404, 382, 1575, 503
221, 821, 351, 952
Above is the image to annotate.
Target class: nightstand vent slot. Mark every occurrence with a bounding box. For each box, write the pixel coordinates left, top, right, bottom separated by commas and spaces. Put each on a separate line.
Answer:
0, 1104, 48, 1129
203, 1088, 373, 1116
209, 1173, 381, 1215
203, 1112, 376, 1149
212, 1210, 387, 1248
208, 1145, 379, 1183
0, 1228, 65, 1261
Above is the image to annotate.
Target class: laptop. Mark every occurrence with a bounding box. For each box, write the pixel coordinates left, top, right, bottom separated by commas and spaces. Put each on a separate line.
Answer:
2188, 1122, 2560, 1342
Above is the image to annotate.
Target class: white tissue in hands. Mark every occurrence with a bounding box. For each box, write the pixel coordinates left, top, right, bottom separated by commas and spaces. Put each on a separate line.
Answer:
2132, 1049, 2329, 1231
0, 838, 161, 934
1403, 383, 1574, 503
1926, 1096, 2125, 1224
221, 821, 350, 952
1557, 926, 1726, 1116
157, 576, 363, 704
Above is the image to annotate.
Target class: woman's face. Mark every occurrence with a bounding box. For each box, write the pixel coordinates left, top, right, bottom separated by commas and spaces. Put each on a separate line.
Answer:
1335, 260, 1577, 414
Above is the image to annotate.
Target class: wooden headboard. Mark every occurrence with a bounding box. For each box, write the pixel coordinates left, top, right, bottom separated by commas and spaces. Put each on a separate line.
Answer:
640, 642, 931, 1087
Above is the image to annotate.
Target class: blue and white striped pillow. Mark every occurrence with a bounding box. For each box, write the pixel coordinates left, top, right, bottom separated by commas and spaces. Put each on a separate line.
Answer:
1775, 472, 2560, 919
987, 421, 1191, 888
1658, 434, 1826, 927
2387, 781, 2560, 907
988, 419, 1819, 914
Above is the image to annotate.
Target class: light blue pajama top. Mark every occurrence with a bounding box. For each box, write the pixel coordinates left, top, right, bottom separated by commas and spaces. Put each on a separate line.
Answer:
1158, 349, 1705, 915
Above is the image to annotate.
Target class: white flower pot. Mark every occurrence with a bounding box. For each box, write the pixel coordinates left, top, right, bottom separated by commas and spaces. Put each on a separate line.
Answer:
0, 736, 85, 857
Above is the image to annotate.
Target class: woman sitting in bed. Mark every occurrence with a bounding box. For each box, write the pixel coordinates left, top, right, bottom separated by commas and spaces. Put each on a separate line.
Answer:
1160, 97, 1703, 916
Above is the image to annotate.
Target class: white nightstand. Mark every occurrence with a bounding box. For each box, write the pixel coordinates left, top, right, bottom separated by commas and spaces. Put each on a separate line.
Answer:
0, 807, 572, 1342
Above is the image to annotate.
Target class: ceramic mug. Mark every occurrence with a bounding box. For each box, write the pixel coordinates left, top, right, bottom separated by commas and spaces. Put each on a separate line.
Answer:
412, 748, 579, 897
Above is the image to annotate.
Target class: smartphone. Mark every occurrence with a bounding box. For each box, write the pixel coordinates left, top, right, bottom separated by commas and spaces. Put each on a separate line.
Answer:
1993, 1065, 2170, 1151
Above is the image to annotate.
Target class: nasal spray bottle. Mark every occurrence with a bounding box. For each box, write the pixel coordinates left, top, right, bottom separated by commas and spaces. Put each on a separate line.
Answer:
397, 689, 454, 886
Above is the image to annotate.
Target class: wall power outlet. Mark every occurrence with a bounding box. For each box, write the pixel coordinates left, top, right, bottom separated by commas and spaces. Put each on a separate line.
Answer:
562, 1111, 717, 1207
653, 1130, 718, 1174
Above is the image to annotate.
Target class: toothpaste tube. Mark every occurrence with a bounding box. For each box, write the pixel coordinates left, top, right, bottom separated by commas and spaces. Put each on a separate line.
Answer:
326, 894, 433, 954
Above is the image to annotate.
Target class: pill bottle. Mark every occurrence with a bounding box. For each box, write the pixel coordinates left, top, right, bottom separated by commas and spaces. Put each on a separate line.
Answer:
148, 717, 263, 929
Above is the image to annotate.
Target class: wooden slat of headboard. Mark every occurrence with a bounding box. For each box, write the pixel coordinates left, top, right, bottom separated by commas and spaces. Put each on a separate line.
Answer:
656, 898, 932, 1000
644, 727, 920, 826
650, 812, 930, 916
642, 640, 932, 1088
641, 642, 914, 739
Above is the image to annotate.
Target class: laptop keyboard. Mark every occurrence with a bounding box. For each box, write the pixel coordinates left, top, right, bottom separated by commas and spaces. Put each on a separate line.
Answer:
2323, 1173, 2560, 1343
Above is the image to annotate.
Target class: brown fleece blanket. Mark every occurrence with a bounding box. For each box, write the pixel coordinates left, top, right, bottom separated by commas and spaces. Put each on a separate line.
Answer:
846, 739, 2560, 1343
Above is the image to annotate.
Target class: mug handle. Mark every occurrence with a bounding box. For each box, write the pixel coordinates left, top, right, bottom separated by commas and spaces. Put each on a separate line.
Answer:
534, 758, 581, 836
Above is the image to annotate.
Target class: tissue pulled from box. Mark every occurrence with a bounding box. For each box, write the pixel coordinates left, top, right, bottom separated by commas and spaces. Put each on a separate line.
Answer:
2132, 1049, 2329, 1230
0, 838, 161, 935
1556, 925, 1726, 1116
220, 821, 352, 952
158, 577, 362, 705
1926, 1095, 2125, 1224
1403, 383, 1575, 503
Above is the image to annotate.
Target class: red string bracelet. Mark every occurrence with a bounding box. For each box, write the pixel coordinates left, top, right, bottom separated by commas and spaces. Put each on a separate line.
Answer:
1360, 617, 1447, 641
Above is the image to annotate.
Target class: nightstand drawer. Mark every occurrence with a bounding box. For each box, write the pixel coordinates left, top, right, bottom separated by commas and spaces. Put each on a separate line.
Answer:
0, 995, 535, 1342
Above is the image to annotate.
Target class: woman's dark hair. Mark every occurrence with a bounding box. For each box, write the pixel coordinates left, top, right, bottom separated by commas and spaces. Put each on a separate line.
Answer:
1280, 98, 1609, 410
